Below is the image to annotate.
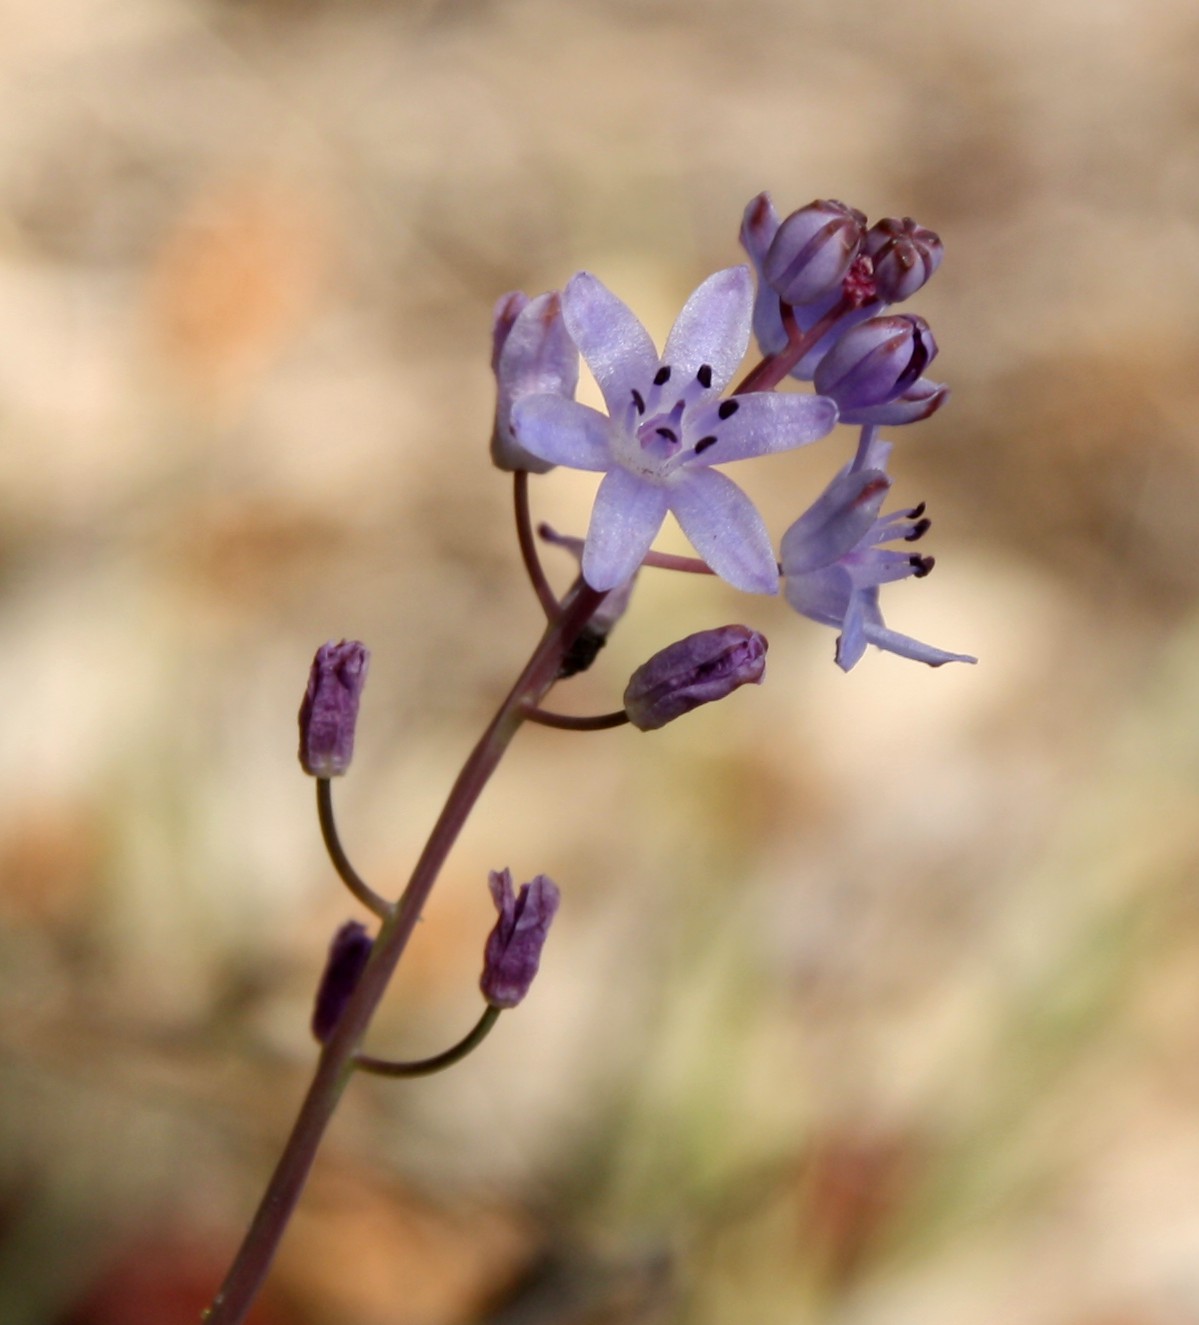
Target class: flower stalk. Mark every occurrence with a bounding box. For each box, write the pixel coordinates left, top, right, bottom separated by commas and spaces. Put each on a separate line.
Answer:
204, 577, 606, 1325
206, 185, 974, 1325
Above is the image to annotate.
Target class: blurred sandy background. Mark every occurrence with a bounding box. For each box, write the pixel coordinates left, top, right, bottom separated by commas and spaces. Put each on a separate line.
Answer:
2, 0, 1199, 1322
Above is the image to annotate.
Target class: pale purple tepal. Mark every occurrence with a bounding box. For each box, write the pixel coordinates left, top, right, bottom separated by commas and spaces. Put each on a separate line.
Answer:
511, 267, 838, 595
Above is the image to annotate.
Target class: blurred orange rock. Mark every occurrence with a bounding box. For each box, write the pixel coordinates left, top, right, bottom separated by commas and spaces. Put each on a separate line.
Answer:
144, 176, 327, 404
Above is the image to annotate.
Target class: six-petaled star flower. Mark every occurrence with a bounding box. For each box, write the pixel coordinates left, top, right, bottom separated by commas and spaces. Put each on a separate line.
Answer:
511, 266, 839, 594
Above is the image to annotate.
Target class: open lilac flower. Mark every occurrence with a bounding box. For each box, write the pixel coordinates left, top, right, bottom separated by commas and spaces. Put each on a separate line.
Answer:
780, 440, 976, 671
511, 267, 838, 594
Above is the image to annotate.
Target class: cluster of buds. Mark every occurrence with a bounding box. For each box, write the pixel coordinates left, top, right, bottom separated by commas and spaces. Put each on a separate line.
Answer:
739, 194, 948, 424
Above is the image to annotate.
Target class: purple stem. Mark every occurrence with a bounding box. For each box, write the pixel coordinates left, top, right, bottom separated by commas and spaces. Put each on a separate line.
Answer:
522, 705, 630, 731
733, 297, 849, 395
514, 471, 560, 620
315, 778, 392, 920
204, 577, 606, 1325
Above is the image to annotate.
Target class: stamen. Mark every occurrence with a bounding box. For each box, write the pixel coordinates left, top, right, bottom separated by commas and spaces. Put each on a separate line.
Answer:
910, 554, 935, 578
909, 501, 926, 518
696, 364, 713, 389
717, 400, 740, 420
905, 517, 932, 541
694, 436, 718, 455
631, 388, 646, 415
653, 365, 672, 386
656, 427, 678, 443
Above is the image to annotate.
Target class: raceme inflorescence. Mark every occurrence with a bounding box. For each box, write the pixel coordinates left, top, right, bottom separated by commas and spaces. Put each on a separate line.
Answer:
204, 192, 975, 1325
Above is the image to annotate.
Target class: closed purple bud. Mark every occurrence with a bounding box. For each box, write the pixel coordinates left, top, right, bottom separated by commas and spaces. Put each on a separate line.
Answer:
763, 200, 866, 307
480, 869, 560, 1009
813, 315, 937, 412
863, 217, 943, 303
298, 640, 370, 777
623, 626, 768, 732
311, 920, 374, 1044
490, 290, 579, 474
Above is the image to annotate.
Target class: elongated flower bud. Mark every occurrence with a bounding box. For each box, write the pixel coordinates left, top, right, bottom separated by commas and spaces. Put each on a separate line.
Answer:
480, 869, 560, 1009
763, 200, 866, 307
311, 920, 374, 1044
813, 315, 936, 412
623, 626, 768, 731
863, 217, 943, 303
298, 640, 370, 777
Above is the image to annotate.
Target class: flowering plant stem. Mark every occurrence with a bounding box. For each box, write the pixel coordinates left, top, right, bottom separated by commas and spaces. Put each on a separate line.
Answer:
204, 572, 606, 1325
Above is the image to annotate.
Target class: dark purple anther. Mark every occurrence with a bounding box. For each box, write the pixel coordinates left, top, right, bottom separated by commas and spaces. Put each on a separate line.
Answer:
813, 315, 937, 413
311, 920, 374, 1044
863, 217, 943, 303
480, 869, 560, 1009
763, 199, 867, 308
623, 626, 768, 732
298, 640, 370, 778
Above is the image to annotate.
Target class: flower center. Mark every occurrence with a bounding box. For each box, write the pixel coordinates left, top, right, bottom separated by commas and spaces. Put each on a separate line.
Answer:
615, 361, 726, 482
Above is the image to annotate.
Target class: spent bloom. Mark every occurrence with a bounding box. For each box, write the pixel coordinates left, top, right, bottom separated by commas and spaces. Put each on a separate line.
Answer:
311, 920, 374, 1044
480, 869, 560, 1009
537, 523, 638, 677
298, 640, 370, 777
780, 440, 976, 671
624, 625, 768, 731
511, 266, 838, 595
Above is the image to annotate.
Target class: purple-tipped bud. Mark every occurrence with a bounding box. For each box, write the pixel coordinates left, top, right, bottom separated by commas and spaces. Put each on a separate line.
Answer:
480, 869, 560, 1009
298, 640, 370, 777
739, 191, 779, 268
813, 315, 937, 413
763, 200, 867, 308
490, 290, 579, 474
311, 919, 374, 1044
863, 217, 943, 303
623, 626, 768, 732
